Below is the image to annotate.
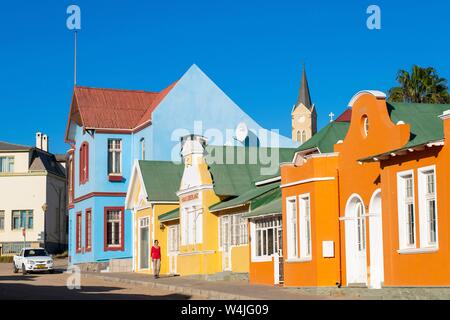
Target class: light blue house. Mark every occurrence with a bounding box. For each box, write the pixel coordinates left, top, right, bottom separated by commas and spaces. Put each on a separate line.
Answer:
65, 65, 297, 266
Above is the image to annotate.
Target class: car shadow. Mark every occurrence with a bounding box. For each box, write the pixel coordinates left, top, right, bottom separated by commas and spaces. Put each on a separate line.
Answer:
0, 276, 193, 300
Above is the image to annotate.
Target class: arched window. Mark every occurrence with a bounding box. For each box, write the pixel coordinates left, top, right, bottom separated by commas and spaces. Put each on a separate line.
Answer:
79, 142, 89, 184
296, 130, 301, 143
140, 138, 145, 160
356, 201, 366, 252
301, 130, 307, 144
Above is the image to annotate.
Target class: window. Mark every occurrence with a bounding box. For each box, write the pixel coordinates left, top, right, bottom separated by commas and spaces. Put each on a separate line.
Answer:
11, 210, 33, 230
299, 195, 312, 258
0, 156, 14, 173
356, 201, 366, 252
140, 138, 145, 160
253, 216, 282, 259
108, 139, 122, 175
286, 197, 298, 259
79, 142, 89, 184
418, 167, 438, 247
0, 211, 4, 230
168, 225, 180, 253
362, 115, 369, 137
397, 172, 416, 249
219, 213, 248, 249
301, 130, 307, 144
104, 207, 124, 251
85, 209, 92, 251
76, 212, 82, 253
181, 206, 203, 245
68, 153, 74, 203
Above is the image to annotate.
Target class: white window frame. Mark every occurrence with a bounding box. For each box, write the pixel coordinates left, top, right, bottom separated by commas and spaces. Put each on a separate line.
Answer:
397, 170, 417, 250
218, 213, 248, 251
299, 194, 312, 260
251, 216, 282, 262
108, 139, 122, 175
168, 225, 180, 253
286, 196, 298, 260
106, 210, 122, 247
181, 205, 203, 246
418, 165, 438, 249
0, 156, 14, 173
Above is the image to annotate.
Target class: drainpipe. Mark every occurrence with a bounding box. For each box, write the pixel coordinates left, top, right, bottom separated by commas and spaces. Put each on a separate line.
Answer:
336, 168, 343, 288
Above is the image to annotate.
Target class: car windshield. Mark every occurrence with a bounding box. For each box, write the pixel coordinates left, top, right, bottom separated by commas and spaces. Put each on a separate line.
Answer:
24, 249, 48, 257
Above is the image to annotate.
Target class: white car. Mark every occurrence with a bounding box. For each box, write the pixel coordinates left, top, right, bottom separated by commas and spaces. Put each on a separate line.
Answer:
13, 248, 54, 275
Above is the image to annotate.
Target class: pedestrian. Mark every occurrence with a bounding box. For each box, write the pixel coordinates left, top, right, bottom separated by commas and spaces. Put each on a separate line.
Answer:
151, 240, 161, 279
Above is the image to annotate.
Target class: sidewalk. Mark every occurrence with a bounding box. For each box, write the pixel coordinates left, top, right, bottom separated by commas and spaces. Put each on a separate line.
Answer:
82, 272, 338, 300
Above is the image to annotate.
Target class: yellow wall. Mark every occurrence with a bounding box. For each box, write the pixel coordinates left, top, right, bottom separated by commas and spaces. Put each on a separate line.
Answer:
133, 204, 178, 275
231, 245, 249, 273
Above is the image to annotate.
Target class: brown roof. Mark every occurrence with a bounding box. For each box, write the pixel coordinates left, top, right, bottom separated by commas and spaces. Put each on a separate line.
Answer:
66, 81, 177, 137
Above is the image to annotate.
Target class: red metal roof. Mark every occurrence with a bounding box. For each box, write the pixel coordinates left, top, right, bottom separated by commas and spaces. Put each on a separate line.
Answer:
67, 82, 177, 135
335, 108, 352, 122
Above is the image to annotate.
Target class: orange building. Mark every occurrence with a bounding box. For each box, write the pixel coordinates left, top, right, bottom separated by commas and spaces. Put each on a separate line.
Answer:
253, 90, 450, 288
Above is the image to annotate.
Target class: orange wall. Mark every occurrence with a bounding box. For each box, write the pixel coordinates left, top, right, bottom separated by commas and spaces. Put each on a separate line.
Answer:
281, 156, 341, 287
380, 146, 450, 286
249, 259, 274, 285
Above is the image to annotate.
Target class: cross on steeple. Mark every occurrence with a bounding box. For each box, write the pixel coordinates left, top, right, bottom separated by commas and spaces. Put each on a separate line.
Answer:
329, 112, 335, 122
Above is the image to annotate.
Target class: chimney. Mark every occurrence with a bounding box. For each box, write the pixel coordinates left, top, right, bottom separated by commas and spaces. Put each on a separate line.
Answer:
180, 134, 207, 166
42, 134, 49, 152
36, 132, 42, 149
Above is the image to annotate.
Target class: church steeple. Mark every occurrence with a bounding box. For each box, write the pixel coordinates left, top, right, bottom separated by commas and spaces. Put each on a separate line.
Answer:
296, 66, 313, 110
292, 65, 317, 144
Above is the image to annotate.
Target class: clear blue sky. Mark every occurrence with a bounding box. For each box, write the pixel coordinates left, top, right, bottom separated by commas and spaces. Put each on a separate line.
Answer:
1, 0, 449, 154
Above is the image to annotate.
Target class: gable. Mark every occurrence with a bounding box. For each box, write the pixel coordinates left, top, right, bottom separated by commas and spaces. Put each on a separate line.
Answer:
150, 65, 297, 160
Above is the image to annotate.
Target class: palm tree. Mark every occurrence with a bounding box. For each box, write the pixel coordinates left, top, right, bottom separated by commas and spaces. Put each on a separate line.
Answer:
388, 65, 450, 104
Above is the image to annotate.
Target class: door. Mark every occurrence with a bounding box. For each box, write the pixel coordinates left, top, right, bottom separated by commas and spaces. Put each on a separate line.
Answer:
139, 218, 149, 270
369, 190, 384, 289
220, 216, 232, 271
345, 196, 367, 285
168, 225, 179, 274
355, 202, 367, 283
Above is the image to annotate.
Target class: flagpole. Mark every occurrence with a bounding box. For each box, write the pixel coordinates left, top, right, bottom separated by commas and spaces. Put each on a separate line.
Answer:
74, 31, 77, 86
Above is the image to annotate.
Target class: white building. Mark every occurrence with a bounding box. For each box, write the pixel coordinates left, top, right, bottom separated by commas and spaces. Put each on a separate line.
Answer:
0, 133, 67, 254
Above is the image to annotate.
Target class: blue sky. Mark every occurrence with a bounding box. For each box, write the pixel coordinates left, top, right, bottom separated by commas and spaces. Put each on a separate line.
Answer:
0, 0, 449, 154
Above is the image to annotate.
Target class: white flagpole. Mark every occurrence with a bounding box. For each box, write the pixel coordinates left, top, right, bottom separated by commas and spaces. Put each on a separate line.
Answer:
74, 31, 77, 86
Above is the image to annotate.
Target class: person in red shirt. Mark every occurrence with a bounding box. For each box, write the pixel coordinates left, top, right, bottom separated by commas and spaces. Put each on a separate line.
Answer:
151, 240, 161, 279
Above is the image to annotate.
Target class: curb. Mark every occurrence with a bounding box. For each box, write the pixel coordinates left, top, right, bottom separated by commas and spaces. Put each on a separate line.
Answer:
82, 273, 258, 300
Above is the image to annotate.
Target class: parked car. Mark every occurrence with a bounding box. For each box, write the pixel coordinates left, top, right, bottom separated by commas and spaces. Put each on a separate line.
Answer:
13, 248, 54, 275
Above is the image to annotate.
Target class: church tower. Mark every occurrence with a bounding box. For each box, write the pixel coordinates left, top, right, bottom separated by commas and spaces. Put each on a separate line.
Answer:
291, 66, 317, 144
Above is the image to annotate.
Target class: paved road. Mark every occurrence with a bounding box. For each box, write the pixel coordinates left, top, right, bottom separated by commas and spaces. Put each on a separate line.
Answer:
0, 260, 204, 300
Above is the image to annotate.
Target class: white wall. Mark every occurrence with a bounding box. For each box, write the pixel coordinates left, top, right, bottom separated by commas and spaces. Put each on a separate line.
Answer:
0, 152, 29, 173
0, 174, 47, 243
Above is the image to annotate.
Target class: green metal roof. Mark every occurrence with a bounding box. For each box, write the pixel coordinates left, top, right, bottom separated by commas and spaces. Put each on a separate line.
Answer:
159, 207, 179, 222
244, 187, 282, 219
138, 161, 184, 202
296, 121, 350, 154
388, 102, 449, 149
209, 182, 279, 212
